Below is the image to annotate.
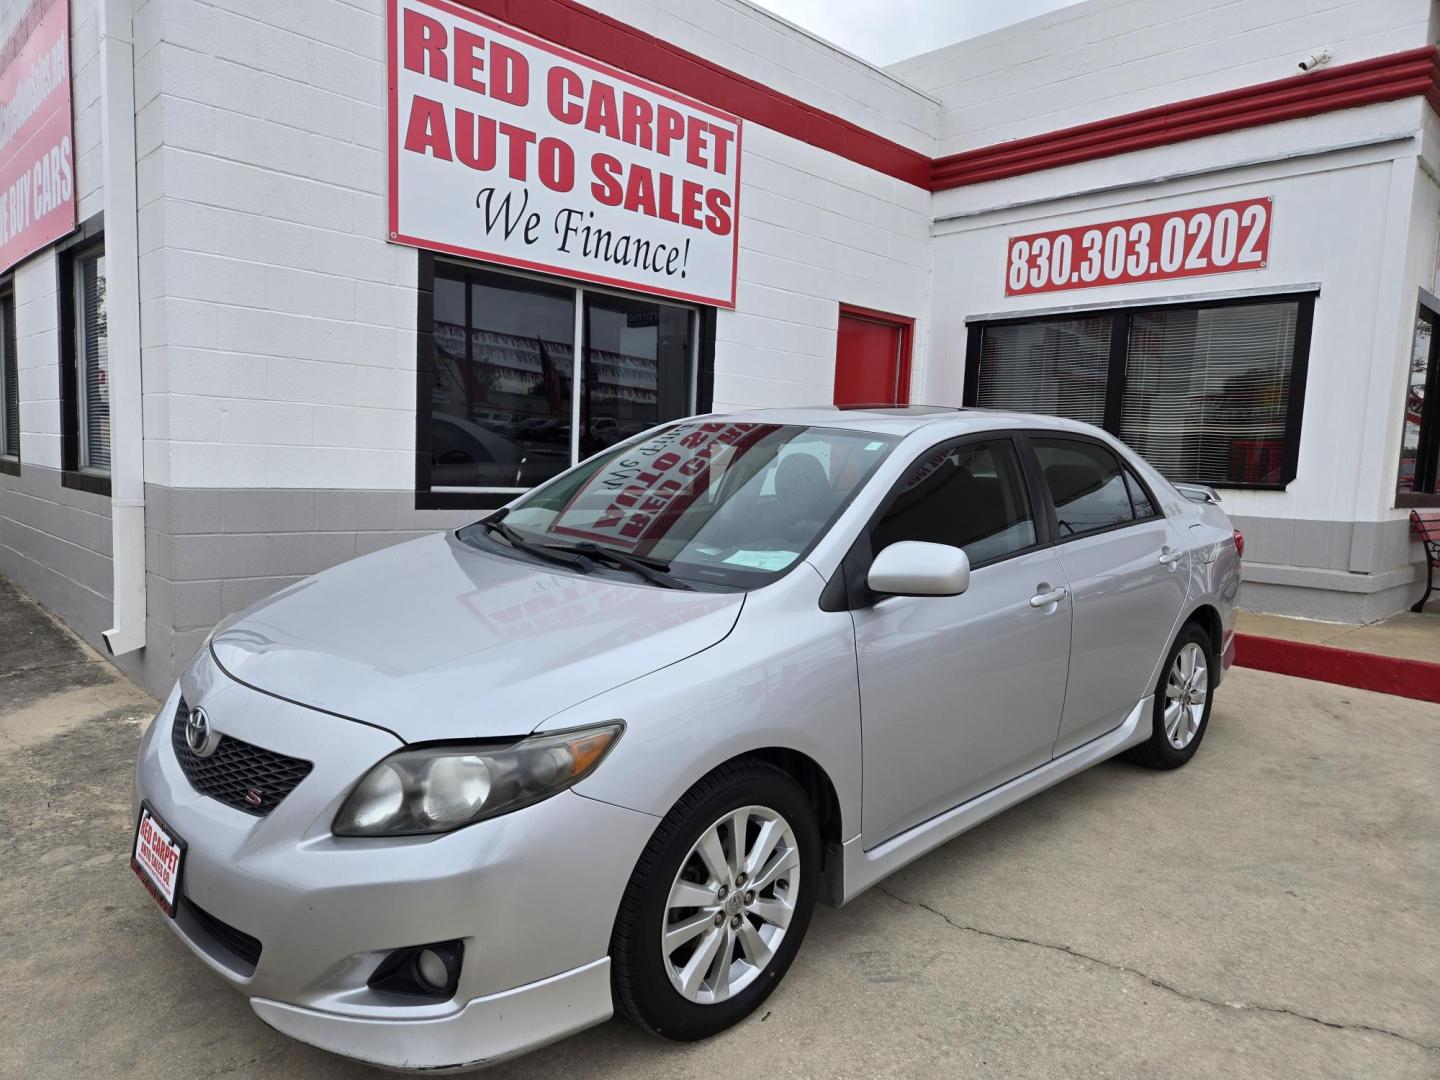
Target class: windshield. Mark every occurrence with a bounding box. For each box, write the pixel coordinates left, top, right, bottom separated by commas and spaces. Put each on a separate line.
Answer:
460, 419, 898, 589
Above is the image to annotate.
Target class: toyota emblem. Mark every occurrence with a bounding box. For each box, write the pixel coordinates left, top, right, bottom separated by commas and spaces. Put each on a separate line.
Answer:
184, 706, 220, 758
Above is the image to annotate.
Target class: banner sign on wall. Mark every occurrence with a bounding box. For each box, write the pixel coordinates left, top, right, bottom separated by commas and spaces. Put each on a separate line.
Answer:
0, 0, 74, 274
387, 0, 742, 307
1005, 197, 1273, 297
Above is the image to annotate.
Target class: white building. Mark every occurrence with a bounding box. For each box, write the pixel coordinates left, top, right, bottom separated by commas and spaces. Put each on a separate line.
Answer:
0, 0, 1436, 695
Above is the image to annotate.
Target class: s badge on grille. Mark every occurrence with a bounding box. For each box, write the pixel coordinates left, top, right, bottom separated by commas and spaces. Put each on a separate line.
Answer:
184, 706, 221, 758
244, 788, 264, 807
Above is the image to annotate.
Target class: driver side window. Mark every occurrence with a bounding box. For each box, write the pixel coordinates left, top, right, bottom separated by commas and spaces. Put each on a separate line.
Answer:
871, 439, 1037, 566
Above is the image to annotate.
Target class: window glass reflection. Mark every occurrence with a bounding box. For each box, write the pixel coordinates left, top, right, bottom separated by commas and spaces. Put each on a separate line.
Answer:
582, 293, 691, 461
429, 266, 574, 489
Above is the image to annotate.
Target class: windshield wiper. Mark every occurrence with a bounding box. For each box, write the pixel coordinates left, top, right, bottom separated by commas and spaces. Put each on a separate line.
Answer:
554, 540, 694, 590
478, 511, 594, 574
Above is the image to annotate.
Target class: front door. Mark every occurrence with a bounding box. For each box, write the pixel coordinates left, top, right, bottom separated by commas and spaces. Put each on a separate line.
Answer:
853, 436, 1072, 846
1028, 436, 1192, 756
835, 306, 911, 407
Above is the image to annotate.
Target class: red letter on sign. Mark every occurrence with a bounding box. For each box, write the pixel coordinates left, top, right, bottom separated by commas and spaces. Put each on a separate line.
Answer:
548, 66, 583, 124
490, 43, 529, 105
452, 27, 485, 93
404, 96, 452, 160
403, 8, 448, 81
590, 153, 623, 205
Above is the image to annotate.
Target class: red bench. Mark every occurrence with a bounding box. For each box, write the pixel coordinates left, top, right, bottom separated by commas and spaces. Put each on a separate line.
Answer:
1412, 509, 1440, 612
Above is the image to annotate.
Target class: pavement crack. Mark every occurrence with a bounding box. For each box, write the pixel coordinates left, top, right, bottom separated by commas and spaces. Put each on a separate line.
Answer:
0, 658, 108, 681
873, 885, 1438, 1053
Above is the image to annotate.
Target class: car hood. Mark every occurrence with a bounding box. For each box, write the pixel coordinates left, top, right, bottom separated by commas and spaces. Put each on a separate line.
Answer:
208, 532, 743, 743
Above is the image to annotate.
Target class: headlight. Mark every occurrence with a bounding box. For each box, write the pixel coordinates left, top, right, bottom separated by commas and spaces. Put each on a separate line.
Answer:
332, 722, 624, 837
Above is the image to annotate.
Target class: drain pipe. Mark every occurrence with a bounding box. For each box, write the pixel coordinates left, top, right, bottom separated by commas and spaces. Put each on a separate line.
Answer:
98, 0, 145, 656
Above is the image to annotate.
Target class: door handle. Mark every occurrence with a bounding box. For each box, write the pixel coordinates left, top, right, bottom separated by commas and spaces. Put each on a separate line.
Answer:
1029, 586, 1068, 608
1158, 548, 1183, 566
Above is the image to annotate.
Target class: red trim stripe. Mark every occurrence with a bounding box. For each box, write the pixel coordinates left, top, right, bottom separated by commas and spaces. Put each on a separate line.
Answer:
445, 0, 932, 186
1234, 632, 1440, 704
405, 1, 1440, 193
932, 47, 1440, 189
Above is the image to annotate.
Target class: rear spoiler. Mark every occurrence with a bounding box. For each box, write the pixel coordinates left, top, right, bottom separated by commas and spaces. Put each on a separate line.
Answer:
1174, 483, 1222, 505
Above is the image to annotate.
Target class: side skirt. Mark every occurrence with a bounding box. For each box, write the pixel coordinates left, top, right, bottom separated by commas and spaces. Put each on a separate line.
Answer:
836, 696, 1153, 905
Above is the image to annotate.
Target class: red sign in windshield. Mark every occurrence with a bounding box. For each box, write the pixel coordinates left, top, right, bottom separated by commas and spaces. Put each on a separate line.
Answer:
550, 422, 774, 554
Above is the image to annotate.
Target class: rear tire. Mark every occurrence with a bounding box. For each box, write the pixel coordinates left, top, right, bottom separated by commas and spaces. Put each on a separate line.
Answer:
1124, 621, 1215, 769
610, 759, 819, 1041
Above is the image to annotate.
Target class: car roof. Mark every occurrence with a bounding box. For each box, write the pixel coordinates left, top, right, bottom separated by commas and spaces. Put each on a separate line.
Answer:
702, 405, 1107, 440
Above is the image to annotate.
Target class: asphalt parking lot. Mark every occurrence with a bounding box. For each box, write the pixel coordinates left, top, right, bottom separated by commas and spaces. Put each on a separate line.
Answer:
1, 574, 1436, 1080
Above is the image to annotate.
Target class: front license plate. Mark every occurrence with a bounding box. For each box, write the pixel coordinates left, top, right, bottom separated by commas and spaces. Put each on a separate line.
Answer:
131, 803, 185, 917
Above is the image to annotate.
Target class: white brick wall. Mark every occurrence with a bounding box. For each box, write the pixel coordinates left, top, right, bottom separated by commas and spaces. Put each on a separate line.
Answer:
890, 0, 1434, 157
134, 0, 940, 490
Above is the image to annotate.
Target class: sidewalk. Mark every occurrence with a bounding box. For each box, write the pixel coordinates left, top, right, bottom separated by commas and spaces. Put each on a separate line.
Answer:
1235, 609, 1440, 703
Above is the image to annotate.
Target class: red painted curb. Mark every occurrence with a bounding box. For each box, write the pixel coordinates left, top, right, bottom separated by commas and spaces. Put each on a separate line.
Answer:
1234, 632, 1440, 704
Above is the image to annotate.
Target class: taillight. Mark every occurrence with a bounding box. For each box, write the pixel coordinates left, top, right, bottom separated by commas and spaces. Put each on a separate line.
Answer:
1233, 529, 1244, 558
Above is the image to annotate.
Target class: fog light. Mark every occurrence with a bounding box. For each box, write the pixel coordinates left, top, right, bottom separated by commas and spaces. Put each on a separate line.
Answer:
416, 948, 451, 989
368, 939, 464, 1000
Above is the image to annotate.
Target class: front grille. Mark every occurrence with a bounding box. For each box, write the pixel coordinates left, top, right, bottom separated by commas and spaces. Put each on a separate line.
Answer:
184, 897, 263, 973
171, 698, 313, 816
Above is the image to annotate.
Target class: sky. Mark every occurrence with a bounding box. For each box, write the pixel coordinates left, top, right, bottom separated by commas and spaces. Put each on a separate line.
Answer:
748, 0, 1085, 67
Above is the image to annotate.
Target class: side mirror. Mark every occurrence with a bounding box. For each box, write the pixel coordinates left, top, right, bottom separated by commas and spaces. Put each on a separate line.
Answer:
867, 541, 971, 597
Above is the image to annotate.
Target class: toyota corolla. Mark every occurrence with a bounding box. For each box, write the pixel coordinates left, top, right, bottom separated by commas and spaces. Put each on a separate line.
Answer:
131, 406, 1240, 1071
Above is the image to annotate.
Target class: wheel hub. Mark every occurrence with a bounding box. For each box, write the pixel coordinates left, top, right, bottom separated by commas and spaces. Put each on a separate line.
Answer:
661, 804, 800, 1005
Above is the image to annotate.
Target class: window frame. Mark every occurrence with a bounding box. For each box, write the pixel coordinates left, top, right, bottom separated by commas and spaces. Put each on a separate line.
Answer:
0, 280, 17, 476
1395, 297, 1440, 508
413, 252, 715, 511
963, 291, 1316, 491
1019, 431, 1164, 545
56, 213, 109, 497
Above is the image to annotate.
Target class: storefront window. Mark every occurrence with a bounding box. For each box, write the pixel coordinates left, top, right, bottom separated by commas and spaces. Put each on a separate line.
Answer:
422, 261, 699, 501
1397, 306, 1440, 502
581, 293, 692, 461
975, 316, 1109, 427
967, 294, 1313, 489
1122, 301, 1297, 485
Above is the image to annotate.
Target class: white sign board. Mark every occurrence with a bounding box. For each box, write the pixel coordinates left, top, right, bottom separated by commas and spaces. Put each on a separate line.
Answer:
387, 0, 742, 307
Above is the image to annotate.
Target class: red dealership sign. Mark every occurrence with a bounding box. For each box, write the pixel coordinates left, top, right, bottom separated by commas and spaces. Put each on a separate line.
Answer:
387, 0, 742, 307
1005, 197, 1273, 296
0, 0, 74, 274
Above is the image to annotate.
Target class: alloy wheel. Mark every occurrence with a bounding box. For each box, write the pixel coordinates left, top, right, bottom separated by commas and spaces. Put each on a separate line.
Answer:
1164, 641, 1209, 749
661, 805, 800, 1005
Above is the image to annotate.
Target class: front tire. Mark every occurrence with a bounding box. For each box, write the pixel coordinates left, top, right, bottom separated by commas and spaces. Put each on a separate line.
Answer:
1124, 621, 1215, 769
610, 759, 819, 1041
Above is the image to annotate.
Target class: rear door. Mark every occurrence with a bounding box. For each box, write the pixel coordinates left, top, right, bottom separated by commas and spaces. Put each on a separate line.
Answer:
1027, 435, 1190, 756
853, 435, 1072, 845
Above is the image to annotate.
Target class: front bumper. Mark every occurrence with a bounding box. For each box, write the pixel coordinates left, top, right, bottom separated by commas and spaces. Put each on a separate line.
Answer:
132, 654, 657, 1070
252, 958, 612, 1072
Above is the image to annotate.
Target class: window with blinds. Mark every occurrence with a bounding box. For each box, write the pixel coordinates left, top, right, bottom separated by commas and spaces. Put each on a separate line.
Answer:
0, 294, 16, 460
966, 294, 1313, 489
1121, 301, 1298, 486
974, 315, 1110, 427
76, 250, 109, 472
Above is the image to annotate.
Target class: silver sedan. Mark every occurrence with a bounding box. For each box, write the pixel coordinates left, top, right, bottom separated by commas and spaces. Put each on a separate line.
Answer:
130, 407, 1241, 1071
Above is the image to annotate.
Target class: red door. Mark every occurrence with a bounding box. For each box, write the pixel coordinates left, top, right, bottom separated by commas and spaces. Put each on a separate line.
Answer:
834, 305, 913, 407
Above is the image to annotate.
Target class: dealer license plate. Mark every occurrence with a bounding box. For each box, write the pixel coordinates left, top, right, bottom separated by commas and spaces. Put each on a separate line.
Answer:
131, 803, 185, 917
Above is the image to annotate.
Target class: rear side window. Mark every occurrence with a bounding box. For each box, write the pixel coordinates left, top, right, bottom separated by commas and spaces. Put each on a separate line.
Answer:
1123, 467, 1157, 518
1032, 437, 1138, 538
871, 439, 1036, 565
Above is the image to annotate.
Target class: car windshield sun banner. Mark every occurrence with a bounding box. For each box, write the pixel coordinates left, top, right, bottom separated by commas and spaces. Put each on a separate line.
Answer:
550, 422, 775, 553
387, 0, 742, 307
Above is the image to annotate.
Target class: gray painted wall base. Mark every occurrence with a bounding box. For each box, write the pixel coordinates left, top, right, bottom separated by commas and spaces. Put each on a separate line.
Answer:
3, 472, 1436, 698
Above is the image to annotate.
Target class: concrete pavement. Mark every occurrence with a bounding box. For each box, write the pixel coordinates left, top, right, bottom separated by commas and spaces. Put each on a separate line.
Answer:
0, 573, 1436, 1079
